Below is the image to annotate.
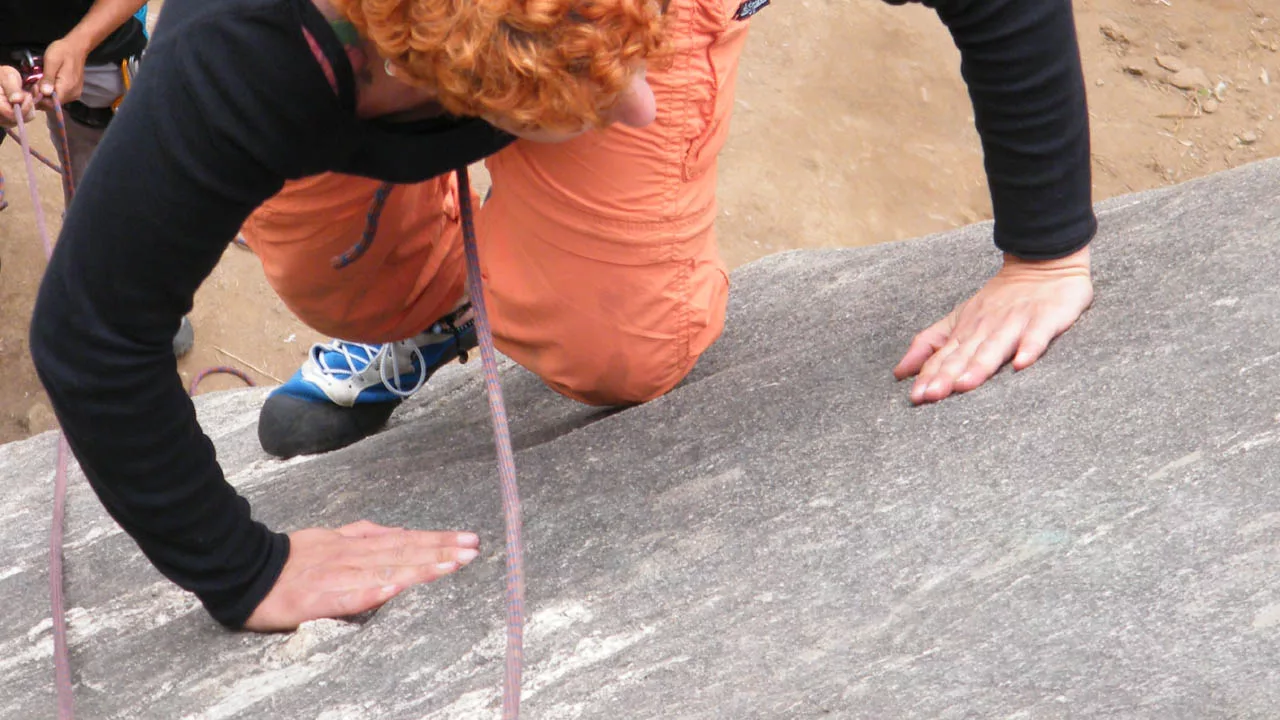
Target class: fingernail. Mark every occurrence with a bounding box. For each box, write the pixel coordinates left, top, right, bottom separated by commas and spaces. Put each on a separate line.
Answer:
459, 532, 480, 546
956, 372, 973, 386
927, 380, 943, 395
41, 83, 52, 95
436, 561, 459, 572
457, 549, 479, 563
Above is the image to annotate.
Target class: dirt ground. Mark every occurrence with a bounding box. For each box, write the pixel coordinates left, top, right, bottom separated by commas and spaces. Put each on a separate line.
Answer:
0, 0, 1276, 444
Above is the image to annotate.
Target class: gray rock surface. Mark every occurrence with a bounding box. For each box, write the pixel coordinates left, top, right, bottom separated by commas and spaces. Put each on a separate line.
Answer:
2, 159, 1279, 719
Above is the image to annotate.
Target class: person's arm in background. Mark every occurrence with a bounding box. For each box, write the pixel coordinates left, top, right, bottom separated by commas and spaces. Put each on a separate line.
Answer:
35, 0, 149, 104
886, 0, 1096, 404
0, 65, 36, 127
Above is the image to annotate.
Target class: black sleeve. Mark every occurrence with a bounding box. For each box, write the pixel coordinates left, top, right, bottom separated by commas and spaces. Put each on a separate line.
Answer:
30, 4, 348, 628
887, 0, 1097, 259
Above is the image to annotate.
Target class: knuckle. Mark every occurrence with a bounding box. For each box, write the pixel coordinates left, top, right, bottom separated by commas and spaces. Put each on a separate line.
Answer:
1020, 332, 1049, 351
410, 563, 437, 584
432, 546, 454, 567
972, 345, 1002, 367
392, 539, 415, 565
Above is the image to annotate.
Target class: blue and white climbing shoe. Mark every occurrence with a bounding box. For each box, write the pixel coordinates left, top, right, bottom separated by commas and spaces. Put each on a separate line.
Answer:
258, 303, 476, 458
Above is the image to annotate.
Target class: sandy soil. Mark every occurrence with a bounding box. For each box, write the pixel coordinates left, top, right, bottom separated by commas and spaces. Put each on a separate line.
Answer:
0, 0, 1276, 443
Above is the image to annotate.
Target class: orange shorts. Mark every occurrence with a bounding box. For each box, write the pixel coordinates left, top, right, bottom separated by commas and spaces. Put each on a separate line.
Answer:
242, 0, 749, 406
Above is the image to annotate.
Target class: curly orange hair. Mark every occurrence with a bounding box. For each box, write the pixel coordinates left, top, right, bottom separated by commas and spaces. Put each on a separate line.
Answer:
332, 0, 671, 131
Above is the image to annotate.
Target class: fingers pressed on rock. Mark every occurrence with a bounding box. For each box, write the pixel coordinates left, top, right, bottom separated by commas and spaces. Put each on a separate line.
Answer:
918, 337, 972, 399
1012, 322, 1056, 370
309, 553, 450, 594
914, 338, 959, 390
336, 519, 400, 538
921, 374, 956, 403
366, 562, 452, 589
370, 535, 481, 569
361, 529, 479, 554
957, 319, 1026, 387
910, 368, 938, 403
911, 362, 945, 403
957, 338, 1016, 390
388, 546, 478, 581
936, 305, 1022, 385
323, 584, 399, 619
895, 325, 949, 379
894, 345, 931, 380
402, 530, 480, 549
937, 340, 982, 384
358, 549, 478, 595
307, 564, 373, 591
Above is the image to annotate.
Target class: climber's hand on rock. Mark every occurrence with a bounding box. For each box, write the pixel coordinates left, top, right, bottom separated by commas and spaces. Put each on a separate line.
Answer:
243, 520, 480, 632
893, 244, 1093, 404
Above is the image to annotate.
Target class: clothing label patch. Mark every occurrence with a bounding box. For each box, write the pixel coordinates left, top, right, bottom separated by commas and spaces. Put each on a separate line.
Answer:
733, 0, 770, 21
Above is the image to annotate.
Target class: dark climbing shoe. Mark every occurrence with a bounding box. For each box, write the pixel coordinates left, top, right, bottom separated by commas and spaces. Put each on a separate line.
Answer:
257, 304, 476, 458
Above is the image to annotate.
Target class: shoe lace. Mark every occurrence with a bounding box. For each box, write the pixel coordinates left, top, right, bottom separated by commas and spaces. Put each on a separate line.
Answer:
312, 340, 428, 399
379, 342, 429, 398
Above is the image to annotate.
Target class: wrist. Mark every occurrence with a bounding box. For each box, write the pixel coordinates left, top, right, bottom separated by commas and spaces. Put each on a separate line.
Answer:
1003, 243, 1091, 271
58, 29, 98, 57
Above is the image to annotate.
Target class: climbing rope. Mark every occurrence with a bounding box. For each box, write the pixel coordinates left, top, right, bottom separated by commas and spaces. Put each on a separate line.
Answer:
1, 127, 62, 211
13, 97, 76, 720
455, 165, 526, 718
188, 366, 256, 396
0, 51, 66, 211
343, 167, 526, 714
4, 130, 63, 174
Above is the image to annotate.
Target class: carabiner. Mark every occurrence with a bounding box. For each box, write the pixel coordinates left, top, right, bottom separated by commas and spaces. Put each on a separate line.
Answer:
17, 49, 44, 90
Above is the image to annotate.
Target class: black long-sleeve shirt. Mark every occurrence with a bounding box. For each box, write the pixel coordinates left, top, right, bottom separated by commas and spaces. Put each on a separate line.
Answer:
30, 0, 1096, 628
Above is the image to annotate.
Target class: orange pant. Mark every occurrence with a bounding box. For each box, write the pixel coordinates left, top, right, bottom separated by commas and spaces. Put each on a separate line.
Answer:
242, 0, 749, 406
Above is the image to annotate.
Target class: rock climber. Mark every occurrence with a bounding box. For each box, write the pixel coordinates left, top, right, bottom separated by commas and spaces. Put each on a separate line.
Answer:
19, 0, 1096, 631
